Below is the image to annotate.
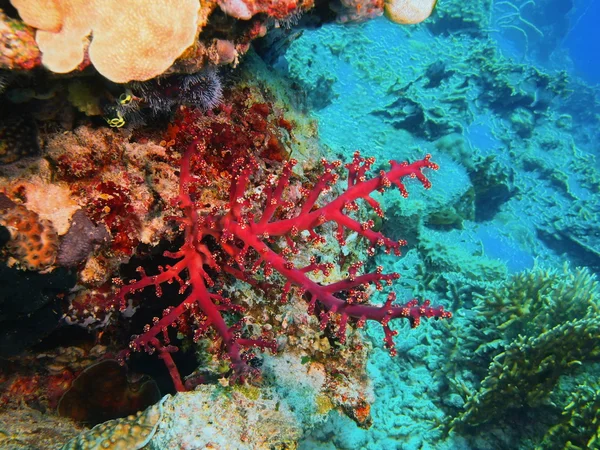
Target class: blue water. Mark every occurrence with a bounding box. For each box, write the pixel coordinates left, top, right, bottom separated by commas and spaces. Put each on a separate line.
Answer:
565, 0, 600, 84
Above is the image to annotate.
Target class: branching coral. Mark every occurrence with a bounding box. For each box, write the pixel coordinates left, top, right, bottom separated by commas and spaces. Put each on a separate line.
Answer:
541, 381, 600, 450
449, 266, 600, 433
113, 137, 451, 391
451, 315, 600, 431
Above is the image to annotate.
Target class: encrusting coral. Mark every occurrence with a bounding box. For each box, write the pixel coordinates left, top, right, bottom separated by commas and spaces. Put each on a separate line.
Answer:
0, 194, 59, 271
61, 396, 167, 450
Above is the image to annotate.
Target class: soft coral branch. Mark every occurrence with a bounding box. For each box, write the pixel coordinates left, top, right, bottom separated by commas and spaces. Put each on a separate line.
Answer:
115, 139, 451, 389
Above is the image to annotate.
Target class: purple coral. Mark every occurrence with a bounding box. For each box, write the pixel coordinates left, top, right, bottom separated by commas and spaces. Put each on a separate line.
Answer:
56, 210, 110, 267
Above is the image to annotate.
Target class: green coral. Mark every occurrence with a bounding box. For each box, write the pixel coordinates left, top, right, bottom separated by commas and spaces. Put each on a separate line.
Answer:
452, 315, 600, 431
540, 381, 600, 450
474, 265, 598, 341
450, 265, 600, 432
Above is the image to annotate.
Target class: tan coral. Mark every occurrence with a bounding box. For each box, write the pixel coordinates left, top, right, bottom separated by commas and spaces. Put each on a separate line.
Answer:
14, 0, 201, 83
384, 0, 437, 24
9, 0, 62, 32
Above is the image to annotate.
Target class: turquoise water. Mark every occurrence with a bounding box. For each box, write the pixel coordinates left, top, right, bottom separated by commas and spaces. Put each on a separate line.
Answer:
282, 4, 600, 449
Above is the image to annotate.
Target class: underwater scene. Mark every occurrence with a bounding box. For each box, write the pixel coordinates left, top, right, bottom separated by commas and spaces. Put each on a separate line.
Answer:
0, 0, 599, 449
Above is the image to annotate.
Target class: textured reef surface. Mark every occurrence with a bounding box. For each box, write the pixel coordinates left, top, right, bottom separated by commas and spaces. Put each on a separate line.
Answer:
1, 0, 600, 449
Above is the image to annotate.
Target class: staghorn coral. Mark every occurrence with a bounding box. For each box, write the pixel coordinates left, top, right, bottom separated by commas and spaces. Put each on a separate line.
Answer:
540, 381, 600, 450
448, 266, 600, 430
450, 315, 600, 431
472, 264, 599, 352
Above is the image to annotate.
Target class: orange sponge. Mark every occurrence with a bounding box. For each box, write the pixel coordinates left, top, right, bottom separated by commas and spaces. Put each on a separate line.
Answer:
1, 204, 58, 271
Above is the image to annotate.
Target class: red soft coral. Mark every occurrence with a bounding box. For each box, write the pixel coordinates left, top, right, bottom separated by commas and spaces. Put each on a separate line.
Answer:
114, 138, 451, 391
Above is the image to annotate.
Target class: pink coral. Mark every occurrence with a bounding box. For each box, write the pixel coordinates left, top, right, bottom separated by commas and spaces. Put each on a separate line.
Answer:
113, 136, 451, 391
217, 0, 303, 19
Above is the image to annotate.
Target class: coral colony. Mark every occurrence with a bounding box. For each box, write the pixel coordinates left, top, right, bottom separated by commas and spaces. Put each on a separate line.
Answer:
114, 133, 451, 391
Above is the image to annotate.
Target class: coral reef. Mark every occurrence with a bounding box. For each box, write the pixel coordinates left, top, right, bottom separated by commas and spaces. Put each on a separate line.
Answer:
451, 315, 600, 431
541, 380, 600, 450
9, 0, 600, 447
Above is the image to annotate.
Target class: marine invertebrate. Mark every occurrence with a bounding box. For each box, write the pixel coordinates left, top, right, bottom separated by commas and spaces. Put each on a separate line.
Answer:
116, 69, 224, 123
179, 69, 223, 111
114, 137, 451, 391
0, 195, 59, 271
541, 381, 600, 450
384, 0, 438, 25
9, 0, 201, 82
451, 315, 600, 431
